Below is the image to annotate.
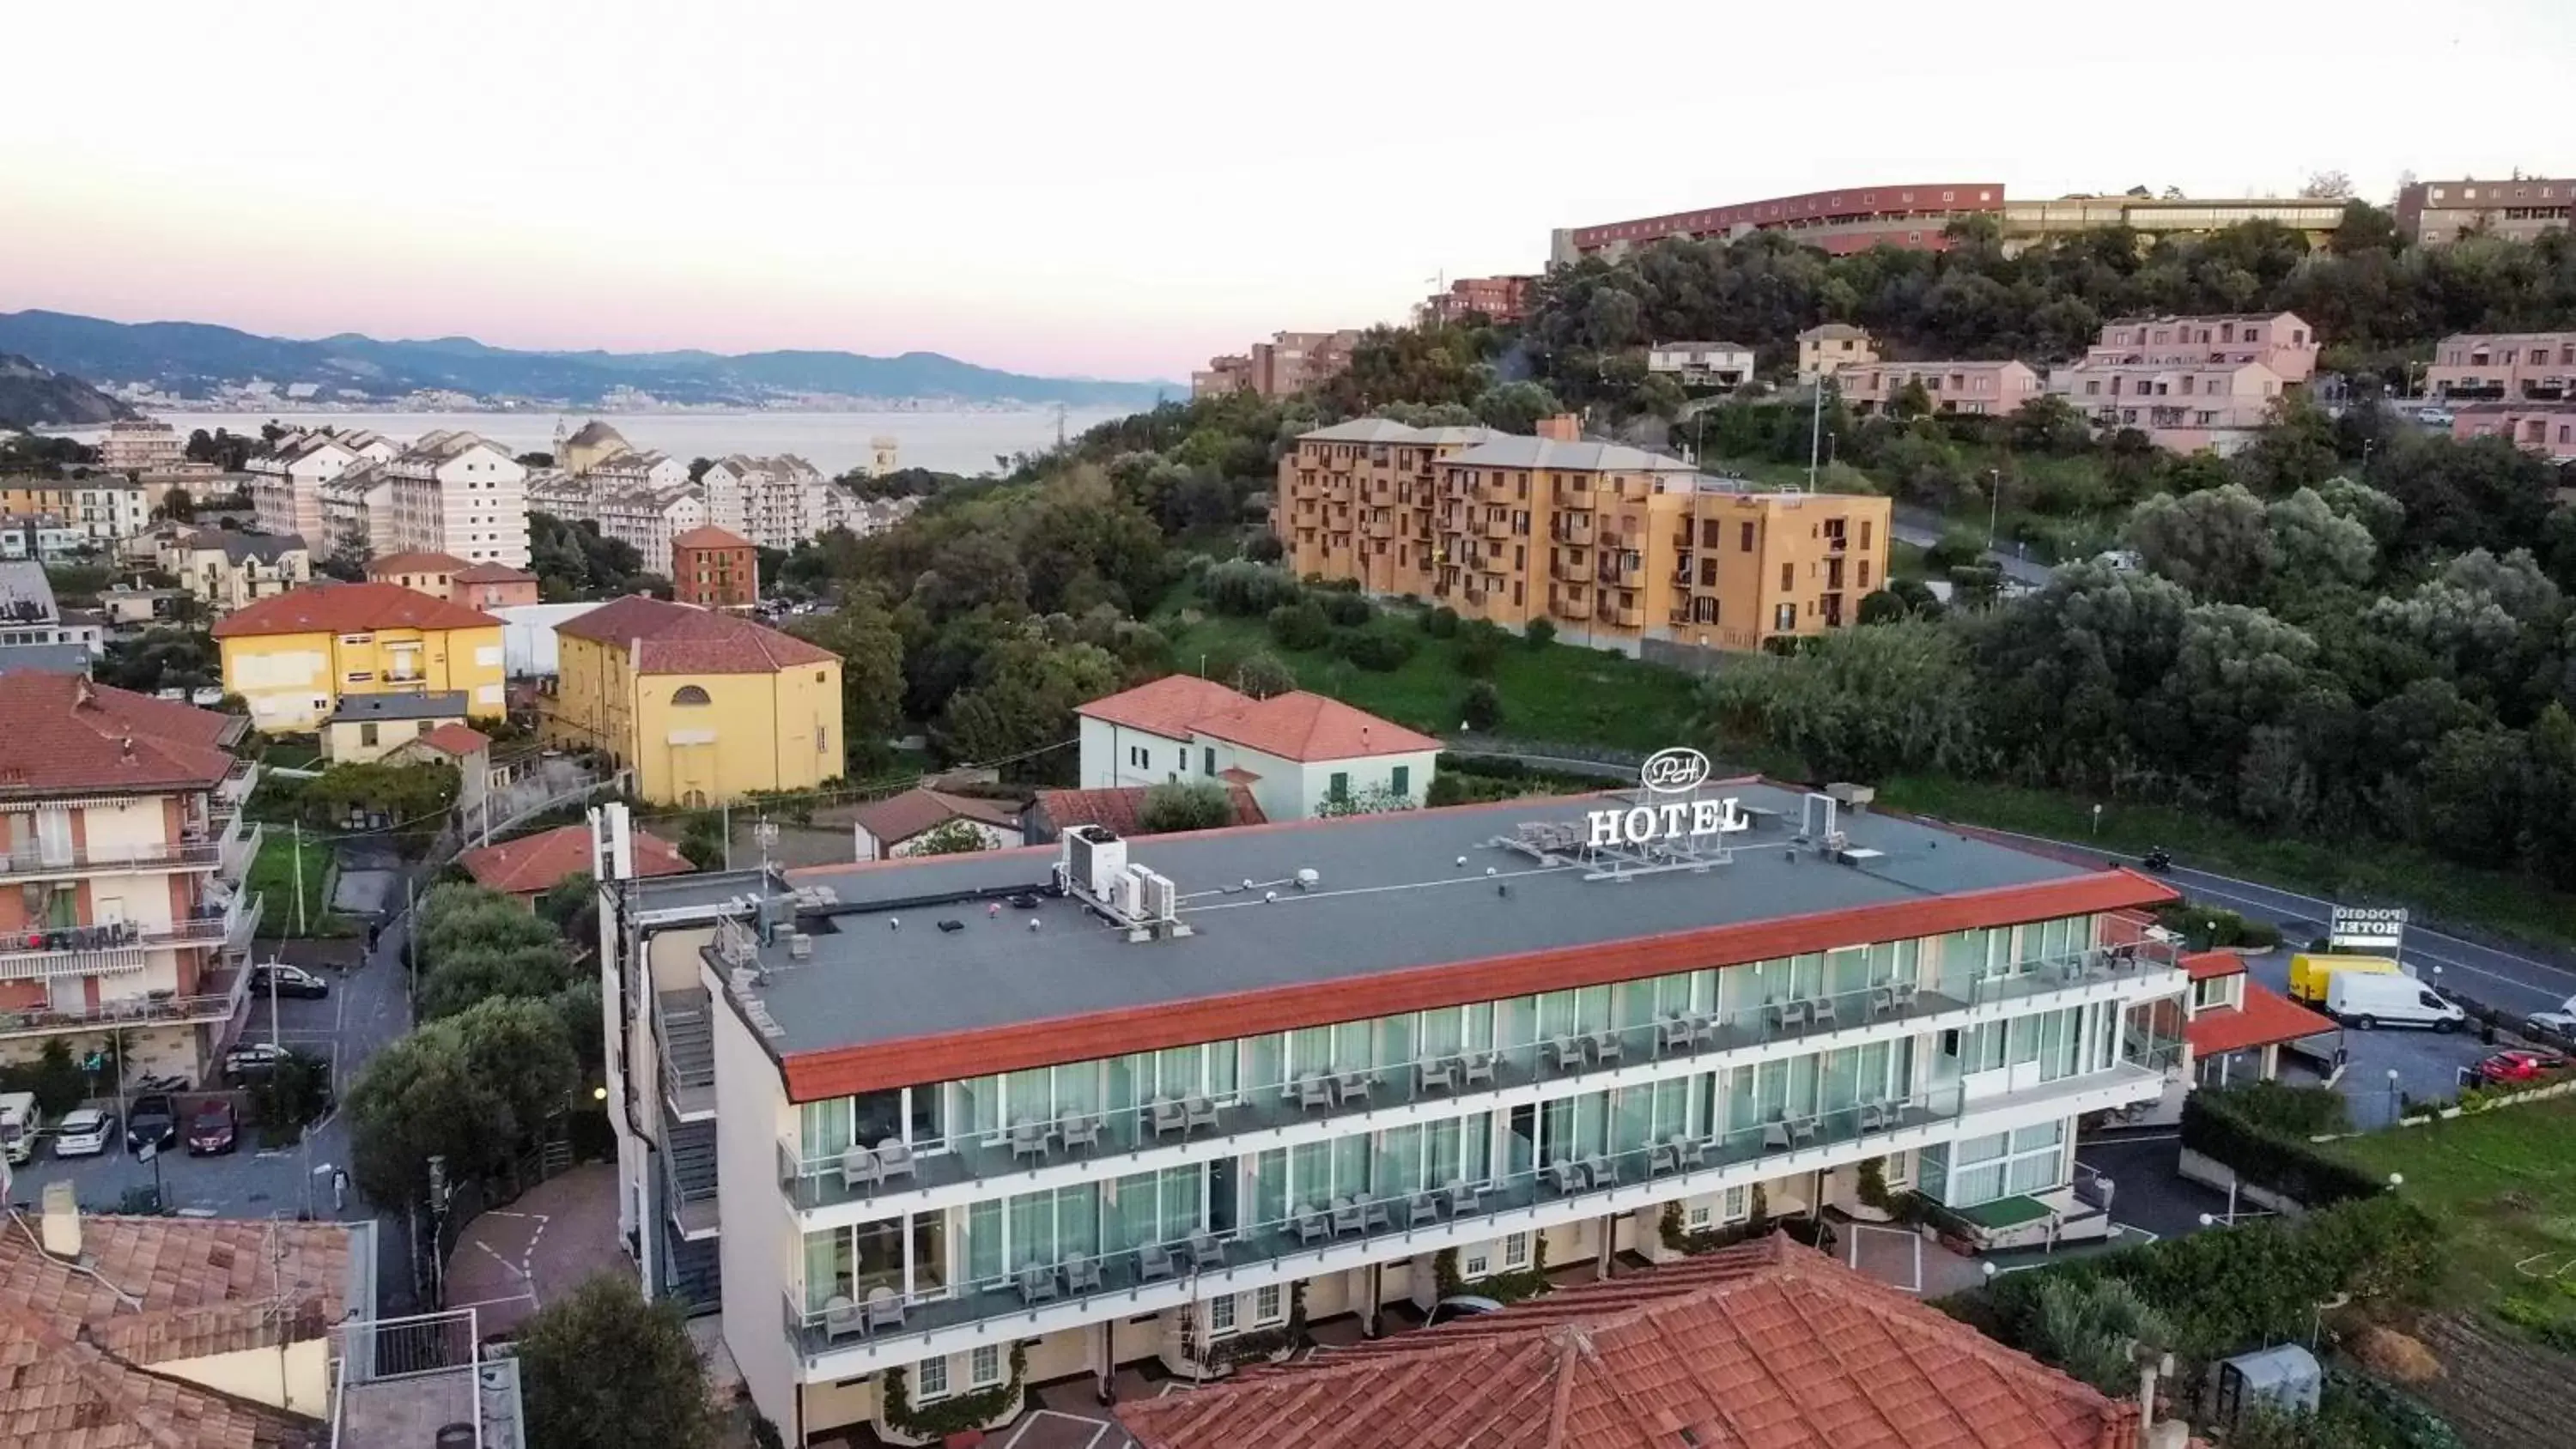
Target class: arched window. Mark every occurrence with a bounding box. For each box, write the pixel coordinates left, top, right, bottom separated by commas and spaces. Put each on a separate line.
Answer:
671, 685, 712, 706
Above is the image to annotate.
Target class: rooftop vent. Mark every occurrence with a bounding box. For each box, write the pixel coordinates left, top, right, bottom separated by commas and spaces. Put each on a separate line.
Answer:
786, 931, 812, 960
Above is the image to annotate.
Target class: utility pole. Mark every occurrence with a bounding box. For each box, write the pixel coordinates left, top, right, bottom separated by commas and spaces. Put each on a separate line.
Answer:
1806, 381, 1825, 491
404, 875, 416, 1001
720, 802, 732, 870
290, 822, 307, 936
1985, 468, 2002, 549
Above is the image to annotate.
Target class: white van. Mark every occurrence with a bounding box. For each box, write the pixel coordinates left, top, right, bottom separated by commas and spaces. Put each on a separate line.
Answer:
2327, 971, 2465, 1032
0, 1091, 39, 1165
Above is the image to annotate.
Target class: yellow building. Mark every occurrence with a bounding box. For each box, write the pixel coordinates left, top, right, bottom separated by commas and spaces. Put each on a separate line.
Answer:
210, 580, 506, 733
542, 595, 841, 805
1278, 415, 1892, 654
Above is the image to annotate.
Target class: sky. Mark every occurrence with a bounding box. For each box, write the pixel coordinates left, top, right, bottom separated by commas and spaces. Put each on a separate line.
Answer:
5, 0, 2571, 384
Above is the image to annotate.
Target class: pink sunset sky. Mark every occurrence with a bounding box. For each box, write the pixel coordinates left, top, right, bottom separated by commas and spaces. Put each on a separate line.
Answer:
5, 0, 2567, 383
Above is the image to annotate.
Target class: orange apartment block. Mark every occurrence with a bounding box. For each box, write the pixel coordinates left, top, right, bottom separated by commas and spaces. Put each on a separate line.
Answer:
1277, 415, 1890, 654
671, 524, 759, 609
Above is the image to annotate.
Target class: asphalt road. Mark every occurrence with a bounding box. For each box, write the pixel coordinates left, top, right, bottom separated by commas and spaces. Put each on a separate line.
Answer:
1889, 519, 2057, 587
9, 915, 418, 1286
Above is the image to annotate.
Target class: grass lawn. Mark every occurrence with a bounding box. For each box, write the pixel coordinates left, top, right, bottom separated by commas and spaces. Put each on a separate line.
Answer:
1874, 773, 2576, 954
2332, 1099, 2576, 1331
243, 833, 354, 938
1152, 593, 1703, 753
259, 737, 322, 771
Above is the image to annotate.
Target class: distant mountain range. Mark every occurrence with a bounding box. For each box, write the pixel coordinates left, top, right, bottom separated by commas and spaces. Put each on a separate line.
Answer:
0, 310, 1178, 409
0, 351, 132, 427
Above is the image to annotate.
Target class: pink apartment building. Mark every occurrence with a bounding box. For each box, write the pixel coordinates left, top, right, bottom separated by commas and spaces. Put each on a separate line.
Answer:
2086, 312, 2317, 385
1191, 330, 1363, 400
2450, 403, 2576, 463
2397, 177, 2575, 246
2047, 360, 2284, 455
1841, 360, 2043, 417
2427, 332, 2576, 402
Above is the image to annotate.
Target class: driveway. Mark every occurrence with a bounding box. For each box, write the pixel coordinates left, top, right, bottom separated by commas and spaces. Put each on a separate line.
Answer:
441, 1163, 625, 1337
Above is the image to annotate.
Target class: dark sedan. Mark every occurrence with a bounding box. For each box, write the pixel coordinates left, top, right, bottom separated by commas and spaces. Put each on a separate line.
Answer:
249, 963, 330, 999
186, 1100, 238, 1155
126, 1093, 178, 1153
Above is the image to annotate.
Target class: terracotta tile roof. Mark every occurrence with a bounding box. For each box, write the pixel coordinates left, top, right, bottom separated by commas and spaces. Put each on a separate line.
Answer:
409, 723, 492, 758
364, 551, 467, 575
2182, 949, 2245, 982
1075, 674, 1253, 737
210, 582, 501, 639
1034, 785, 1267, 838
459, 822, 690, 896
0, 1210, 353, 1449
1193, 690, 1442, 762
1119, 1237, 2135, 1449
671, 525, 755, 550
848, 788, 1022, 848
2188, 981, 2336, 1058
550, 595, 835, 674
451, 562, 536, 584
0, 674, 243, 797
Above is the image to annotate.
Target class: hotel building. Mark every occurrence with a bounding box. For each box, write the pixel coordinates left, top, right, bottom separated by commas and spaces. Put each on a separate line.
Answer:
1276, 416, 1891, 653
594, 782, 2185, 1444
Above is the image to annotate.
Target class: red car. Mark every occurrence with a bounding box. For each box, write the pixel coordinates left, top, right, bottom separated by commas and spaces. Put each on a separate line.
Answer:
2467, 1050, 2566, 1089
186, 1100, 238, 1155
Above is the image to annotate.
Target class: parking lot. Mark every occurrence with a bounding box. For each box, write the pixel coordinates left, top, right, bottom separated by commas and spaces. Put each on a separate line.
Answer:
8, 943, 406, 1223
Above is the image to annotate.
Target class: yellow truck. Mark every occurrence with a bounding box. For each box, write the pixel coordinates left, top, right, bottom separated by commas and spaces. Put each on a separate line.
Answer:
2287, 952, 2403, 1004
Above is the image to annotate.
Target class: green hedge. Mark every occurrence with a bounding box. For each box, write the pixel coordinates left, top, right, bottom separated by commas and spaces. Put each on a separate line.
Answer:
2182, 1087, 2384, 1208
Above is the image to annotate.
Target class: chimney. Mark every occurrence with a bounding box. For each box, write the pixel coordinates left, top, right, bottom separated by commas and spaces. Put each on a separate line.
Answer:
40, 1179, 80, 1258
1535, 414, 1582, 442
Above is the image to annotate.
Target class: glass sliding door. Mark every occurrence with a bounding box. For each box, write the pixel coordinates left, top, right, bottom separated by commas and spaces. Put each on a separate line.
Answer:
801, 1097, 853, 1162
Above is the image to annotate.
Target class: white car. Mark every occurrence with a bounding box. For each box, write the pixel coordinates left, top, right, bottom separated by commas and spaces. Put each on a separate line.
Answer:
2525, 997, 2576, 1037
2416, 405, 2456, 426
190, 687, 224, 706
52, 1108, 114, 1158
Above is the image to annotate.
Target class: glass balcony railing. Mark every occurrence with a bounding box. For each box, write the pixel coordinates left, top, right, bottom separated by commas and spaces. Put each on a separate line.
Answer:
774, 945, 2179, 1213
781, 1086, 1978, 1357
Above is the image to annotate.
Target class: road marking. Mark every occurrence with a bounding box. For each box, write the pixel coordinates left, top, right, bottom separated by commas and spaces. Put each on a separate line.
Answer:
1002, 1411, 1112, 1449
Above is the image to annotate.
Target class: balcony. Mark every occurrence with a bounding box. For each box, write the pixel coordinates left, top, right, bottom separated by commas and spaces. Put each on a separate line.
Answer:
1552, 519, 1594, 547
772, 944, 2181, 1217
1549, 552, 1589, 582
0, 839, 222, 882
1826, 534, 1849, 555
1596, 561, 1641, 589
0, 968, 249, 1041
1552, 592, 1595, 621
1481, 516, 1514, 540
218, 822, 264, 883
1607, 605, 1645, 629
776, 1049, 2178, 1368
0, 892, 260, 979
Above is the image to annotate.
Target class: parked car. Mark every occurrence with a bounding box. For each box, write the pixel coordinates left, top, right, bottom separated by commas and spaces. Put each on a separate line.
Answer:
126, 1094, 179, 1153
52, 1108, 115, 1158
249, 962, 330, 999
189, 687, 224, 706
186, 1100, 238, 1155
2466, 1049, 2567, 1089
2416, 405, 2456, 426
2524, 997, 2576, 1037
1424, 1295, 1505, 1327
222, 1042, 290, 1082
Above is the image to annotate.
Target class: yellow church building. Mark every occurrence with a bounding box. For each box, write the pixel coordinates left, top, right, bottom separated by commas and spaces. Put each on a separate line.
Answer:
542, 595, 842, 805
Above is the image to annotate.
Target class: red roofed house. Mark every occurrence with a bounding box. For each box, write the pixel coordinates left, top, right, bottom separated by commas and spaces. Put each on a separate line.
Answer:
370, 552, 542, 611
390, 721, 496, 831
1028, 781, 1268, 841
541, 594, 841, 806
0, 674, 264, 1082
846, 787, 1024, 862
2180, 949, 2336, 1087
212, 580, 506, 733
1118, 1234, 2145, 1449
1076, 676, 1441, 822
460, 822, 691, 906
671, 525, 759, 609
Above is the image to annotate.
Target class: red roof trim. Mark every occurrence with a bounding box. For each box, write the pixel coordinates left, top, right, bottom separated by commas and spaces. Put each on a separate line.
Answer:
777, 867, 2179, 1100
2187, 982, 2334, 1058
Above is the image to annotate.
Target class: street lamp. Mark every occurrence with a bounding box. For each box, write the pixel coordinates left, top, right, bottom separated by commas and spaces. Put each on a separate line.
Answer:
1984, 469, 2002, 549
2386, 1068, 2403, 1125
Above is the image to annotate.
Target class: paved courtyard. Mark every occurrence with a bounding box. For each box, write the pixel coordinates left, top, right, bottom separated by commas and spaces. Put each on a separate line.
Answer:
442, 1162, 626, 1337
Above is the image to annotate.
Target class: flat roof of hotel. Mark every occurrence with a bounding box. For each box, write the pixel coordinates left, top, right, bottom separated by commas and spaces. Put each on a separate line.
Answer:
661, 780, 2144, 1064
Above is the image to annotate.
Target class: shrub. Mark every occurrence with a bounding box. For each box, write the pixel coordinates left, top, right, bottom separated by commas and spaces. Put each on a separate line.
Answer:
1460, 680, 1504, 731
2024, 1276, 2176, 1395
1202, 560, 1303, 616
1421, 606, 1461, 639
2180, 1087, 2381, 1208
2154, 903, 2281, 951
1242, 533, 1285, 564
1456, 620, 1508, 676
1266, 600, 1331, 651
1318, 591, 1375, 627
1333, 629, 1415, 672
1525, 618, 1557, 650
1230, 652, 1297, 699
1137, 780, 1235, 834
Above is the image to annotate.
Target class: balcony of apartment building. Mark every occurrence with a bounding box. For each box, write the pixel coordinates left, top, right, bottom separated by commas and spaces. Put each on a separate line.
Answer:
1361, 512, 1395, 540
1595, 555, 1641, 590
1605, 599, 1645, 630
331, 1307, 525, 1449
1550, 585, 1595, 621
1548, 546, 1590, 583
0, 835, 225, 883
1824, 522, 1850, 555
0, 889, 261, 981
776, 1028, 2182, 1370
1550, 514, 1594, 547
1480, 512, 1515, 541
0, 952, 253, 1044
